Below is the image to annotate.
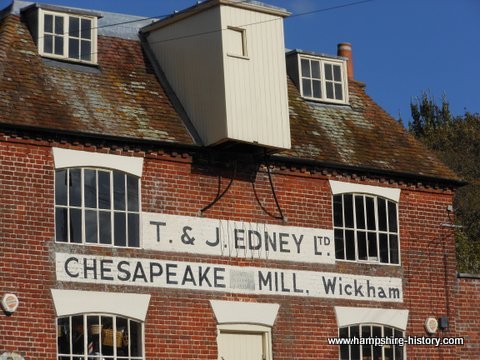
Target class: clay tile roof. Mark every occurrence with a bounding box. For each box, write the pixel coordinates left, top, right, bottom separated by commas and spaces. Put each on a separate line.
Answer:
0, 14, 195, 145
281, 78, 460, 182
0, 11, 460, 183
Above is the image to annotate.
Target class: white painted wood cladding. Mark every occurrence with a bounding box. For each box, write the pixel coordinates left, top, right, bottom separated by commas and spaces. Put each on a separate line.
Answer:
146, 1, 291, 149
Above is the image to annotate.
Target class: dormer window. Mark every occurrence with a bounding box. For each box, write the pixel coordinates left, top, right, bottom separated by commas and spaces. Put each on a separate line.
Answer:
286, 51, 349, 104
39, 9, 97, 64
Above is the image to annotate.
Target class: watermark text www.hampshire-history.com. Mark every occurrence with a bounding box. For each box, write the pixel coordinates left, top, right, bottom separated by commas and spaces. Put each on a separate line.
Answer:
328, 336, 465, 347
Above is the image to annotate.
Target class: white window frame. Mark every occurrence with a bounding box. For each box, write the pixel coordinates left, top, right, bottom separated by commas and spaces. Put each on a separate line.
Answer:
54, 167, 142, 248
217, 324, 273, 360
298, 54, 348, 104
38, 8, 98, 64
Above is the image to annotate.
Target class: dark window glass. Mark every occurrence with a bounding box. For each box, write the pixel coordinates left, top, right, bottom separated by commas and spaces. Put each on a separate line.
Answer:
114, 212, 126, 247
302, 79, 312, 97
84, 169, 96, 208
81, 40, 91, 61
130, 320, 143, 356
373, 326, 383, 359
379, 233, 389, 263
345, 230, 355, 260
378, 198, 387, 231
101, 316, 114, 355
368, 232, 378, 259
311, 60, 320, 79
395, 344, 404, 360
98, 171, 111, 209
55, 207, 68, 242
44, 14, 53, 33
335, 229, 345, 259
86, 316, 100, 354
333, 194, 343, 227
69, 38, 79, 59
69, 17, 79, 38
388, 201, 398, 232
85, 210, 97, 243
326, 82, 334, 99
358, 231, 367, 260
344, 194, 354, 228
335, 84, 343, 100
114, 172, 126, 210
128, 213, 140, 247
301, 59, 310, 77
44, 34, 53, 54
55, 170, 67, 206
81, 19, 92, 39
355, 195, 365, 229
389, 235, 399, 264
57, 317, 71, 355
99, 211, 111, 245
54, 36, 64, 55
333, 65, 341, 81
127, 175, 139, 211
361, 326, 372, 357
70, 208, 82, 243
69, 169, 81, 206
71, 315, 84, 354
366, 197, 376, 230
312, 80, 321, 98
54, 16, 64, 35
340, 344, 349, 360
324, 63, 333, 80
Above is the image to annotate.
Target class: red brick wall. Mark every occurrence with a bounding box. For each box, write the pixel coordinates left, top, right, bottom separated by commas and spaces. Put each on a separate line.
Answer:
457, 275, 480, 359
0, 135, 463, 359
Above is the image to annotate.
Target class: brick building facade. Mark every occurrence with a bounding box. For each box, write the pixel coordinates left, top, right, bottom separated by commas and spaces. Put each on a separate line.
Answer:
0, 1, 477, 359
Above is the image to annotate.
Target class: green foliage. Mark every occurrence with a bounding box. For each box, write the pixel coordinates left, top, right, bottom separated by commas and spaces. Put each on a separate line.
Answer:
408, 92, 480, 273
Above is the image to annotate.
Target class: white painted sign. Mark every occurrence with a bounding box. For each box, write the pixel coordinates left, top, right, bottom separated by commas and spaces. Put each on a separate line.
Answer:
56, 253, 403, 302
142, 213, 335, 264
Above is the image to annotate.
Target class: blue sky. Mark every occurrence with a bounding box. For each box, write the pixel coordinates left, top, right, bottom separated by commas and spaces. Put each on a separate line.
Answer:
2, 0, 479, 124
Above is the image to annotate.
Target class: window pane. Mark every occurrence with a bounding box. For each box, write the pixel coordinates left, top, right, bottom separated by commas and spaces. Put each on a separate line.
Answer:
117, 317, 128, 356
98, 171, 111, 209
69, 169, 81, 206
361, 326, 372, 357
335, 83, 343, 100
87, 315, 101, 355
326, 82, 334, 99
69, 38, 79, 59
311, 60, 320, 79
130, 321, 142, 356
44, 14, 53, 33
84, 169, 96, 208
101, 316, 114, 355
339, 344, 349, 360
324, 63, 333, 81
54, 36, 64, 55
301, 58, 310, 77
395, 344, 404, 360
57, 317, 71, 355
302, 79, 312, 97
81, 19, 92, 39
388, 201, 398, 232
379, 233, 389, 263
55, 207, 68, 242
358, 231, 367, 260
312, 80, 321, 98
389, 234, 399, 264
81, 40, 91, 61
54, 16, 64, 34
114, 172, 126, 210
69, 17, 79, 37
344, 194, 354, 228
44, 34, 53, 54
99, 211, 112, 245
127, 175, 139, 211
345, 230, 355, 260
72, 315, 85, 354
350, 325, 360, 360
339, 327, 348, 338
333, 65, 342, 81
55, 170, 67, 205
368, 232, 378, 259
114, 212, 126, 247
128, 213, 140, 247
70, 208, 82, 243
355, 195, 365, 229
335, 229, 345, 259
366, 197, 376, 230
333, 194, 343, 226
85, 210, 98, 243
378, 198, 387, 231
